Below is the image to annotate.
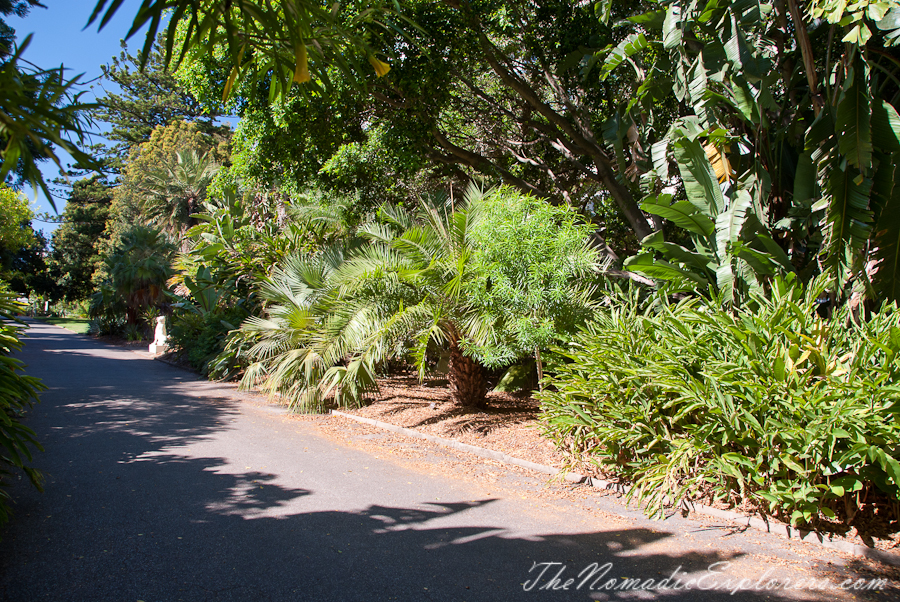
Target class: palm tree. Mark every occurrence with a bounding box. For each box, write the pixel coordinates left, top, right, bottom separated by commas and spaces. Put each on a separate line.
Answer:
238, 246, 385, 413
336, 194, 497, 406
139, 149, 219, 242
233, 185, 602, 411
235, 190, 499, 410
105, 225, 174, 325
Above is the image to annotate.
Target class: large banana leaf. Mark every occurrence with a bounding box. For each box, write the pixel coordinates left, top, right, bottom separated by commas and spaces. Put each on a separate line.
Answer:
724, 7, 767, 80
641, 231, 714, 273
835, 62, 873, 171
734, 244, 780, 277
743, 226, 794, 271
688, 54, 715, 126
727, 77, 761, 124
599, 33, 649, 81
651, 140, 670, 180
663, 4, 683, 49
624, 253, 710, 288
872, 154, 900, 303
642, 196, 715, 237
793, 150, 817, 204
673, 137, 726, 215
715, 261, 735, 299
822, 161, 874, 286
872, 100, 900, 154
715, 189, 754, 264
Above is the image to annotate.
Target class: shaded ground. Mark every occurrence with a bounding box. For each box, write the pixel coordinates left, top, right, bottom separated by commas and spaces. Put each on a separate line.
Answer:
345, 374, 566, 469
1, 322, 897, 601
339, 374, 900, 553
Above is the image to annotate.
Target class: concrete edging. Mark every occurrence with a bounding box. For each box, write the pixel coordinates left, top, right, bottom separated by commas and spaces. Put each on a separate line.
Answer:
331, 410, 557, 475
331, 409, 900, 568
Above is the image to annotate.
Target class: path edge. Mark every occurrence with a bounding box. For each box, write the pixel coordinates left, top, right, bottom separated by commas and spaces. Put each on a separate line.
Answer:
331, 410, 900, 568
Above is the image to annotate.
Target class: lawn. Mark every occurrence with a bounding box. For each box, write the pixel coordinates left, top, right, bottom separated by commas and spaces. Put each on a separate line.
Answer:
37, 317, 91, 335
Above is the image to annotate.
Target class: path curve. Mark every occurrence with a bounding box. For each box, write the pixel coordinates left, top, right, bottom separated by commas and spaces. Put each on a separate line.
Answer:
0, 321, 892, 601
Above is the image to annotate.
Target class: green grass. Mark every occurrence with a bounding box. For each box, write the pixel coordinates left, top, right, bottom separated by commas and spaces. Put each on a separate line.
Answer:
36, 317, 91, 335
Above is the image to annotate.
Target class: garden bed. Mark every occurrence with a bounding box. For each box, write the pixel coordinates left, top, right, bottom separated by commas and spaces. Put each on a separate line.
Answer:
333, 375, 900, 555
339, 375, 568, 471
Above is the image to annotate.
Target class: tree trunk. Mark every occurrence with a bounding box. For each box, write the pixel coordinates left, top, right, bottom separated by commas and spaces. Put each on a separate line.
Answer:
448, 341, 487, 407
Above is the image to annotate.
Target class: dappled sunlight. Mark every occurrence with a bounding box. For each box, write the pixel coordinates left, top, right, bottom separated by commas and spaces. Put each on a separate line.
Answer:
45, 391, 240, 448
6, 0, 900, 595
2, 319, 894, 601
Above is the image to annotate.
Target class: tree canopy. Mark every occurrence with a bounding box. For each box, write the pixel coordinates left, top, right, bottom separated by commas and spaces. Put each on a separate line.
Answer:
1, 1, 98, 204
93, 37, 230, 166
46, 177, 112, 301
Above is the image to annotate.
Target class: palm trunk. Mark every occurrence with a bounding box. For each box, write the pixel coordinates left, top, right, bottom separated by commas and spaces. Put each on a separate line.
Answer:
448, 341, 487, 407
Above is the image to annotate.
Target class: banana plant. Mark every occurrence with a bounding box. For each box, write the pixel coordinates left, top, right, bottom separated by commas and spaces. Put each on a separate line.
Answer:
181, 266, 223, 315
802, 58, 900, 302
180, 187, 311, 311
625, 125, 792, 306
599, 0, 900, 306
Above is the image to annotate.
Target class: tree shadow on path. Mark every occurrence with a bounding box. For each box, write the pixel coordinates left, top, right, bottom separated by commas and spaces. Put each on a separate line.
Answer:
0, 323, 895, 601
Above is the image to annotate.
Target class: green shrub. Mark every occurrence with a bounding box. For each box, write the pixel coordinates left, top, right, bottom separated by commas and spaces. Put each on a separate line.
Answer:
124, 323, 144, 341
169, 305, 248, 375
220, 186, 604, 411
207, 326, 255, 381
88, 315, 125, 336
539, 276, 900, 526
0, 285, 45, 528
464, 185, 601, 369
88, 283, 127, 336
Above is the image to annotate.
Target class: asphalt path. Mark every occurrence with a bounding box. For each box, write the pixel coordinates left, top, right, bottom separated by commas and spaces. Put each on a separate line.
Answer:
0, 321, 894, 601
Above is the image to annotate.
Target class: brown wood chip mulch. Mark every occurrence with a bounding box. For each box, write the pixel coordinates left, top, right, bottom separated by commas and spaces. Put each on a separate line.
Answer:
340, 375, 567, 470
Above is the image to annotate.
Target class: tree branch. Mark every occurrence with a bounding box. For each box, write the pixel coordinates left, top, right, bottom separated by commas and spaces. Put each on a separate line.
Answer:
432, 129, 552, 199
787, 0, 823, 116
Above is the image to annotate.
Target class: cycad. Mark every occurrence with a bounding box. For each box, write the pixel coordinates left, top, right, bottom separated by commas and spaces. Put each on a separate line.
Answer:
233, 188, 498, 410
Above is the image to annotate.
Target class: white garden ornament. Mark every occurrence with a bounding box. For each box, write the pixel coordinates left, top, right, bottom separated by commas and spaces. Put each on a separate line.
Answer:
149, 316, 169, 354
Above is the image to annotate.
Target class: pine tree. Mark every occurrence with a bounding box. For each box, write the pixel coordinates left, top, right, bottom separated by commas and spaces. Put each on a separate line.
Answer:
93, 36, 230, 168
47, 177, 113, 301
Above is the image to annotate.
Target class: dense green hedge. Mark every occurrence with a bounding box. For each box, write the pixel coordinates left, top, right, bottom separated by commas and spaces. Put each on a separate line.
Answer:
539, 277, 900, 526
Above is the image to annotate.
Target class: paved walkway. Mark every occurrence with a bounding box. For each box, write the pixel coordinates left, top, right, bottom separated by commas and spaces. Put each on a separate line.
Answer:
0, 321, 894, 601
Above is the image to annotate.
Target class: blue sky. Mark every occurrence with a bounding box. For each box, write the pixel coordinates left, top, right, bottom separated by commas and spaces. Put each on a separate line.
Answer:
7, 0, 153, 234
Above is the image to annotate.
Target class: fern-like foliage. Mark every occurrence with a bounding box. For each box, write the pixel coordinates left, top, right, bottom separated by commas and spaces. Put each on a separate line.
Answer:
0, 285, 45, 528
